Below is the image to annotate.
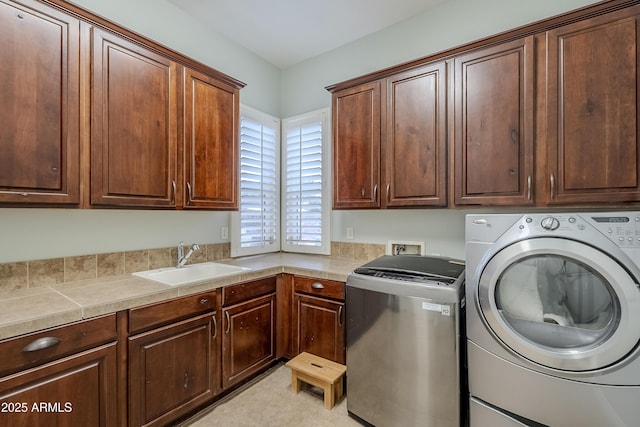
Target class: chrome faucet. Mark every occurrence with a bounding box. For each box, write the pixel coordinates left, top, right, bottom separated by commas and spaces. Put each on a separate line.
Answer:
177, 241, 200, 268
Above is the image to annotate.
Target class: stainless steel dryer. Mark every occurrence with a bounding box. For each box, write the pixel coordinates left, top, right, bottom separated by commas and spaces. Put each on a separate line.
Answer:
466, 212, 640, 427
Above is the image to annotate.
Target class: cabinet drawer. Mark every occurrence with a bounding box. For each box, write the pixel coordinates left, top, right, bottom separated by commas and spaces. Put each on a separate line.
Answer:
129, 291, 217, 335
222, 276, 276, 306
0, 314, 116, 377
294, 276, 345, 300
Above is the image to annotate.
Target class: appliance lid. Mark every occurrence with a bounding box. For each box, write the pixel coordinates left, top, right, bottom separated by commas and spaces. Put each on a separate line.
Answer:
354, 255, 465, 284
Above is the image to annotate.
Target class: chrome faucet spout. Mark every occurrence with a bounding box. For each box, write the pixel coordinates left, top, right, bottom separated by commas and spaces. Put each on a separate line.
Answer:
177, 241, 184, 263
177, 242, 200, 268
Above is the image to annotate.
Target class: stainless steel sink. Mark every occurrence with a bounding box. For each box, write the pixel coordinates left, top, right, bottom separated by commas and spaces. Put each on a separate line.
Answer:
132, 262, 250, 286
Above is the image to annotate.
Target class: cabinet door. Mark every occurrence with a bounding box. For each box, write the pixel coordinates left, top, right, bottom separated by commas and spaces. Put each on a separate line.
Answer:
383, 62, 447, 207
183, 68, 239, 209
128, 313, 219, 427
91, 27, 178, 207
294, 294, 345, 364
332, 82, 381, 208
546, 7, 640, 204
0, 343, 117, 427
454, 37, 535, 205
0, 0, 80, 204
222, 293, 275, 389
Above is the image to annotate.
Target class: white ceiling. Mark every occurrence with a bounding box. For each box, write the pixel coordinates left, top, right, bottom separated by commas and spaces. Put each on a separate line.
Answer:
168, 0, 448, 69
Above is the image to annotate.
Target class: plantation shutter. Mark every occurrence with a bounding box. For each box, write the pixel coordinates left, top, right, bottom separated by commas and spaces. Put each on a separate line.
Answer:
282, 110, 329, 254
232, 108, 280, 256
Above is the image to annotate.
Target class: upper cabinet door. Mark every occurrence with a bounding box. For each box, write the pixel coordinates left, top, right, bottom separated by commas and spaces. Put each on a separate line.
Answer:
546, 7, 640, 204
0, 0, 80, 204
332, 82, 381, 209
183, 68, 239, 209
383, 62, 447, 207
91, 27, 178, 207
454, 37, 535, 206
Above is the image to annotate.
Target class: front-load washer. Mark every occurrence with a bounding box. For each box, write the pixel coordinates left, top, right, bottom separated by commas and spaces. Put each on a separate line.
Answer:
465, 212, 640, 427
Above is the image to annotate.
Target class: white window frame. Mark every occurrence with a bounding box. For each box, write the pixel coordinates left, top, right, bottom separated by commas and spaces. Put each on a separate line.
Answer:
281, 108, 331, 255
231, 105, 281, 257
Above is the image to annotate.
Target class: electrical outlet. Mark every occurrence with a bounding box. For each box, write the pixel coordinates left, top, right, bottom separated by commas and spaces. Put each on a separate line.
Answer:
346, 227, 354, 240
221, 226, 229, 240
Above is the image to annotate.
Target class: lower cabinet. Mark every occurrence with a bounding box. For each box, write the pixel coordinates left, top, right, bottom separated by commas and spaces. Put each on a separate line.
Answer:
0, 273, 345, 427
221, 277, 277, 389
0, 315, 118, 427
128, 291, 219, 427
292, 276, 346, 364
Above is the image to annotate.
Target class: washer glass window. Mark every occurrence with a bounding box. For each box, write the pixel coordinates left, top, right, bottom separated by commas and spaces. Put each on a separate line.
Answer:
495, 254, 617, 350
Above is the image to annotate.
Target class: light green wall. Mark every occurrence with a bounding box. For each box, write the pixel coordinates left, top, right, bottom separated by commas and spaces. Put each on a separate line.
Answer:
69, 0, 282, 116
280, 0, 602, 117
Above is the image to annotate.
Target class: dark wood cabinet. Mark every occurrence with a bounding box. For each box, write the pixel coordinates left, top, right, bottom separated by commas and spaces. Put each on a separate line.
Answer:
0, 0, 80, 205
0, 315, 117, 426
90, 27, 179, 208
331, 62, 448, 209
221, 277, 277, 389
183, 68, 239, 209
292, 276, 345, 364
128, 313, 219, 427
453, 37, 535, 205
545, 5, 640, 204
332, 81, 381, 209
0, 344, 117, 427
128, 291, 219, 427
382, 62, 448, 207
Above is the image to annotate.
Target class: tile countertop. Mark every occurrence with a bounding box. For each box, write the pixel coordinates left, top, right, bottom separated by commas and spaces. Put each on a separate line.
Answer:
0, 253, 365, 341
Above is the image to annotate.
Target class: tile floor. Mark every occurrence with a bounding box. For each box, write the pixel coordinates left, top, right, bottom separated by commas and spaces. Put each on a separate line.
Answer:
180, 363, 363, 427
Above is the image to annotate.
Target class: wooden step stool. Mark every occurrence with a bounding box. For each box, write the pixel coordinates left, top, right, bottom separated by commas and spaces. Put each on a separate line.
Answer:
285, 352, 347, 409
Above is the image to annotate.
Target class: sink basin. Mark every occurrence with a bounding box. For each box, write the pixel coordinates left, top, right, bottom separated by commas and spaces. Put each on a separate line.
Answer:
133, 262, 250, 286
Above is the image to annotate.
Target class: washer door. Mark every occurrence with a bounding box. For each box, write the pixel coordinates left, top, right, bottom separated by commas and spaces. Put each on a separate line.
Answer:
478, 237, 640, 371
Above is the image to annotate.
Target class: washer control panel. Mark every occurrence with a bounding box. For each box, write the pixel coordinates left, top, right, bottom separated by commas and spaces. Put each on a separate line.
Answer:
590, 214, 640, 248
519, 213, 640, 248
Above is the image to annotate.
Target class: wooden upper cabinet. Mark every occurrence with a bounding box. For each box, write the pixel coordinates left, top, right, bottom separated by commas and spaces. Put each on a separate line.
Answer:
183, 68, 239, 209
454, 37, 535, 206
382, 62, 447, 207
332, 82, 381, 209
546, 6, 640, 204
90, 27, 179, 207
0, 0, 80, 204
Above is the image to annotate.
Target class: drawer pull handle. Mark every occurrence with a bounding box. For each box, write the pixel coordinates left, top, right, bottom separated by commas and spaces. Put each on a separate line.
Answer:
338, 306, 344, 327
311, 282, 325, 290
225, 311, 230, 334
199, 298, 208, 305
23, 337, 61, 352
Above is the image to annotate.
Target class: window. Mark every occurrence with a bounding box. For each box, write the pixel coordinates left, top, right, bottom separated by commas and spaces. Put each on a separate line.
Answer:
231, 106, 280, 257
281, 109, 330, 255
